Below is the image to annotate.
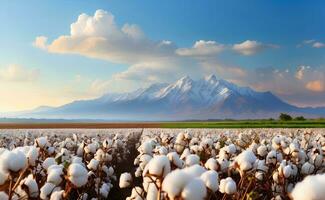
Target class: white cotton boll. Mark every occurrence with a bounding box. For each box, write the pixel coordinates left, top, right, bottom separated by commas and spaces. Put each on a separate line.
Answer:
200, 170, 219, 192
255, 171, 264, 181
283, 165, 292, 178
36, 137, 48, 148
47, 165, 63, 186
235, 150, 257, 172
183, 164, 206, 177
50, 190, 64, 200
182, 178, 207, 200
87, 159, 99, 171
71, 156, 83, 164
27, 146, 39, 166
257, 145, 268, 157
47, 147, 55, 155
135, 167, 142, 177
167, 152, 184, 168
157, 146, 168, 155
128, 187, 144, 200
217, 158, 229, 172
143, 155, 171, 178
139, 154, 152, 170
146, 183, 158, 200
0, 192, 8, 200
162, 169, 192, 199
1, 150, 27, 172
185, 154, 200, 167
99, 183, 111, 198
119, 172, 132, 188
84, 143, 97, 154
40, 182, 56, 199
226, 144, 236, 154
204, 158, 218, 171
219, 177, 236, 194
43, 158, 57, 170
301, 162, 315, 175
291, 174, 325, 200
24, 174, 39, 197
0, 170, 8, 185
140, 141, 153, 155
180, 148, 191, 160
68, 163, 88, 187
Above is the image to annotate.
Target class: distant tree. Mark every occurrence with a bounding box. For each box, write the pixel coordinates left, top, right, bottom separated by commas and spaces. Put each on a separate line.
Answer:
268, 118, 274, 121
295, 116, 306, 121
279, 113, 292, 121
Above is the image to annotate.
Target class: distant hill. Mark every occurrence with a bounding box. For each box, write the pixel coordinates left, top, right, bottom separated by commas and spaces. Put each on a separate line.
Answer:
8, 75, 325, 120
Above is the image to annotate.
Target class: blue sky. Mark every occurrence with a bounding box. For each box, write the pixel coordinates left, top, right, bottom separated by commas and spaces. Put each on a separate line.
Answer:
0, 0, 324, 112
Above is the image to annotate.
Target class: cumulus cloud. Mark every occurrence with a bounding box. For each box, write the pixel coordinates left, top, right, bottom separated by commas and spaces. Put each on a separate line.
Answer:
305, 80, 324, 92
298, 40, 325, 49
0, 64, 40, 82
34, 9, 176, 64
176, 40, 224, 57
232, 40, 278, 56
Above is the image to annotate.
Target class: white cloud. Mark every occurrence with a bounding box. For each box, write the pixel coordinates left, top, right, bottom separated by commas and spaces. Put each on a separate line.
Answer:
312, 42, 325, 48
0, 64, 40, 82
176, 40, 224, 57
34, 9, 176, 65
232, 40, 278, 56
33, 36, 48, 50
298, 40, 325, 49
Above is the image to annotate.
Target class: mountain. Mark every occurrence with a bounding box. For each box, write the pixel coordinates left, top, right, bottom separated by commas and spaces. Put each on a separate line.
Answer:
12, 75, 325, 120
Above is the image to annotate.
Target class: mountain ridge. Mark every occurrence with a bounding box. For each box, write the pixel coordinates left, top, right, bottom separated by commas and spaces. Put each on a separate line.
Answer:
9, 75, 325, 120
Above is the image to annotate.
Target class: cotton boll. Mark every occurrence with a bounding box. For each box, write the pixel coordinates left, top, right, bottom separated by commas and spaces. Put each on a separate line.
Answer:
181, 178, 207, 200
119, 172, 132, 188
185, 154, 200, 167
180, 148, 191, 160
183, 165, 206, 177
87, 159, 99, 171
291, 174, 325, 200
283, 165, 292, 178
255, 171, 264, 181
226, 144, 237, 154
84, 143, 97, 154
217, 158, 230, 172
0, 192, 8, 200
27, 146, 39, 166
139, 141, 154, 155
24, 174, 39, 197
0, 170, 8, 185
167, 152, 184, 169
143, 155, 171, 178
235, 150, 257, 172
301, 162, 315, 175
139, 154, 152, 170
162, 169, 192, 199
67, 163, 88, 187
47, 165, 63, 186
127, 187, 144, 200
1, 150, 27, 172
219, 177, 236, 194
200, 170, 219, 192
99, 183, 111, 198
146, 183, 159, 200
43, 158, 57, 170
40, 182, 56, 199
257, 145, 268, 157
50, 190, 64, 200
36, 137, 48, 148
204, 158, 218, 171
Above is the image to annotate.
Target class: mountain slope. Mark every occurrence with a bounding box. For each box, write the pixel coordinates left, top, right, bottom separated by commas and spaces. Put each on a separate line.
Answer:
17, 75, 325, 120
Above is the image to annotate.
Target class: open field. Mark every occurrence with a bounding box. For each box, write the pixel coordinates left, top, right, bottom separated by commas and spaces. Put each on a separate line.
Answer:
0, 119, 325, 129
0, 128, 324, 199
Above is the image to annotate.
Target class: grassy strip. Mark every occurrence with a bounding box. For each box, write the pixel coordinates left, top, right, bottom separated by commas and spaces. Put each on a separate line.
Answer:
160, 120, 325, 128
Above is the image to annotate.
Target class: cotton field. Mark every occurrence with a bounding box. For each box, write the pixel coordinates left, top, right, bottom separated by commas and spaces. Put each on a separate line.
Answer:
0, 129, 324, 200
